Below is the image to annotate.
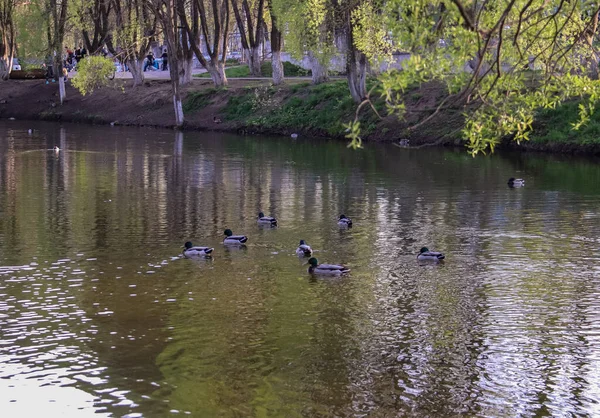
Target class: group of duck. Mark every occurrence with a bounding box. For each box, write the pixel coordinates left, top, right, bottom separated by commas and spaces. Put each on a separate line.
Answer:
182, 213, 446, 276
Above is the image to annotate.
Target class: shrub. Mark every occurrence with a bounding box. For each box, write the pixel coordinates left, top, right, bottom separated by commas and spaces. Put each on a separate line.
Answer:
71, 56, 115, 96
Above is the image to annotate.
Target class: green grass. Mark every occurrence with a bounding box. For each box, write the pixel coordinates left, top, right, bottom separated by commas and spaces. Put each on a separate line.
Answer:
532, 100, 600, 145
194, 61, 310, 78
223, 80, 382, 137
183, 88, 218, 113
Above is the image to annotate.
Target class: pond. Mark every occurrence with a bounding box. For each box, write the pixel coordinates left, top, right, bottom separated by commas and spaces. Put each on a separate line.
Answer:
1, 121, 599, 417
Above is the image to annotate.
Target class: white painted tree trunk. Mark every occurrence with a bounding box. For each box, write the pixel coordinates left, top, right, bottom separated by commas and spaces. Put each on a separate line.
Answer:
271, 51, 284, 85
208, 61, 228, 87
173, 94, 184, 127
129, 59, 145, 87
58, 76, 66, 104
308, 52, 328, 85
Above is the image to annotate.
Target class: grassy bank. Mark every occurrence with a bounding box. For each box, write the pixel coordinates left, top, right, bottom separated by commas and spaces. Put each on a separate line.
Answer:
194, 62, 310, 79
184, 80, 382, 137
1, 77, 599, 155
531, 101, 600, 146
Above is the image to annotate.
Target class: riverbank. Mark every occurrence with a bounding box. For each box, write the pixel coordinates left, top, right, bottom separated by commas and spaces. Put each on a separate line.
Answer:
1, 78, 599, 155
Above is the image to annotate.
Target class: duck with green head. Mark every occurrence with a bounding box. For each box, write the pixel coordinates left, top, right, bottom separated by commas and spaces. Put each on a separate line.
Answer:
223, 229, 248, 245
257, 212, 277, 227
417, 247, 445, 261
307, 257, 350, 275
507, 177, 525, 188
182, 241, 214, 257
296, 240, 313, 257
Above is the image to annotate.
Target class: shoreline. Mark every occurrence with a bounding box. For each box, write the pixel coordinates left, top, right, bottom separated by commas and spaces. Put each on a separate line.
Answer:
2, 79, 599, 156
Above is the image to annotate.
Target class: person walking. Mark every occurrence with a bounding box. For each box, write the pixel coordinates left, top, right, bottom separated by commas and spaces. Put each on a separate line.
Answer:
161, 50, 168, 71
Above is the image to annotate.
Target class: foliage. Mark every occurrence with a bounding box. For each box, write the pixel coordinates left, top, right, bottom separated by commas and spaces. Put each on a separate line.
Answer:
196, 61, 310, 79
379, 0, 600, 155
13, 0, 47, 61
270, 0, 336, 66
71, 56, 115, 95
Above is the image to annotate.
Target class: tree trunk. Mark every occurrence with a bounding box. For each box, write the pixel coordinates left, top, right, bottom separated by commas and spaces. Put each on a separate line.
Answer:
269, 4, 284, 86
271, 51, 284, 85
589, 54, 600, 80
0, 1, 16, 81
207, 61, 228, 87
0, 59, 10, 81
179, 56, 193, 85
347, 52, 367, 103
248, 46, 261, 76
308, 52, 328, 84
345, 18, 367, 103
173, 89, 184, 127
129, 59, 145, 86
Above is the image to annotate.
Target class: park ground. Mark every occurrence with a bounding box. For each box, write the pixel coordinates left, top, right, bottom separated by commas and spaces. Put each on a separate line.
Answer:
2, 74, 600, 155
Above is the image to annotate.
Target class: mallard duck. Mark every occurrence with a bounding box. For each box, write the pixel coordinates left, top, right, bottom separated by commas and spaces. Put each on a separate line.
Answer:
308, 257, 350, 275
182, 241, 214, 257
213, 116, 222, 124
417, 247, 445, 261
296, 240, 313, 257
223, 229, 248, 245
338, 214, 352, 228
507, 177, 525, 187
257, 212, 277, 226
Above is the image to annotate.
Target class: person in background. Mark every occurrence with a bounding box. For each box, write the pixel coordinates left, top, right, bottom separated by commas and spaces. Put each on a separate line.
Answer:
143, 51, 155, 72
161, 49, 168, 71
74, 47, 82, 64
43, 55, 55, 84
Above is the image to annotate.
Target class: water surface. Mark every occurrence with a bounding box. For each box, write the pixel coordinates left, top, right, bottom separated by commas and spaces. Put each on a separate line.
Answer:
1, 121, 599, 417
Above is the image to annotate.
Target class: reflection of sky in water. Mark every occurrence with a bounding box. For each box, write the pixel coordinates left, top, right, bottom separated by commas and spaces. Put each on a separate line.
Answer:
1, 121, 600, 416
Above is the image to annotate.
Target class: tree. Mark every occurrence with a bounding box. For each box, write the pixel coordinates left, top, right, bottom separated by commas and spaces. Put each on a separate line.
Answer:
177, 0, 231, 87
271, 0, 334, 85
231, 0, 265, 77
347, 0, 600, 155
44, 0, 69, 104
0, 0, 17, 80
267, 0, 283, 85
149, 0, 185, 126
107, 0, 156, 87
72, 0, 112, 55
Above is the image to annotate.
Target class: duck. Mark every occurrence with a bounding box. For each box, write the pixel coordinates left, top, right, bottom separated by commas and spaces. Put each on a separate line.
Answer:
182, 241, 214, 257
223, 229, 248, 245
308, 257, 350, 275
296, 240, 313, 257
213, 116, 222, 124
417, 247, 445, 261
257, 212, 277, 227
507, 177, 525, 187
338, 214, 352, 228
53, 146, 60, 152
